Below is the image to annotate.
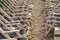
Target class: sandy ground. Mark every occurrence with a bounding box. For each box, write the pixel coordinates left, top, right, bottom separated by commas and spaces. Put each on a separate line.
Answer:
30, 0, 54, 40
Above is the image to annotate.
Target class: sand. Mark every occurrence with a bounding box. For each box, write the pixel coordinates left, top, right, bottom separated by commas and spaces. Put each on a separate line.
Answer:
30, 0, 54, 40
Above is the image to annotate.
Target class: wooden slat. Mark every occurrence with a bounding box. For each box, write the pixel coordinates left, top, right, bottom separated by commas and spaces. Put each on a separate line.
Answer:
0, 20, 11, 31
4, 0, 15, 12
2, 1, 14, 13
0, 7, 13, 21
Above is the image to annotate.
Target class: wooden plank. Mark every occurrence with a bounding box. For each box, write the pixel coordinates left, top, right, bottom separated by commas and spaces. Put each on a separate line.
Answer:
0, 3, 14, 17
0, 7, 13, 21
11, 0, 18, 6
55, 30, 60, 35
55, 37, 60, 40
0, 38, 17, 40
2, 1, 14, 13
4, 0, 15, 12
8, 0, 16, 8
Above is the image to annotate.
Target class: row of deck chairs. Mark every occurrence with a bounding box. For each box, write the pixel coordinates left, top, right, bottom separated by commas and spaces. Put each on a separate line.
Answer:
45, 0, 60, 37
0, 0, 33, 40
